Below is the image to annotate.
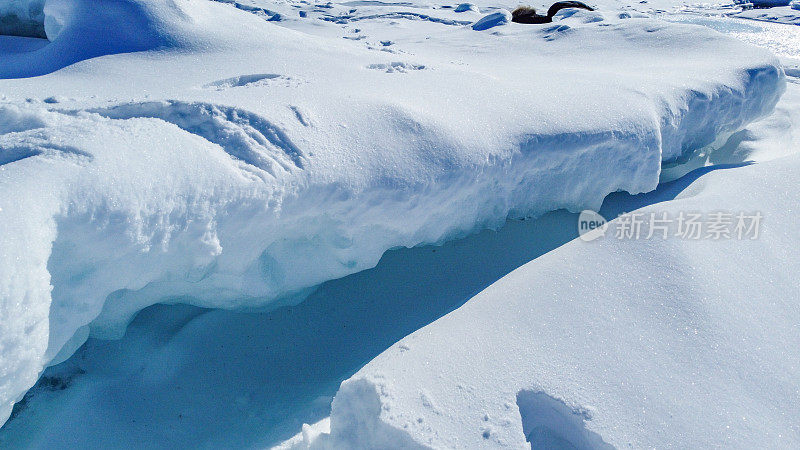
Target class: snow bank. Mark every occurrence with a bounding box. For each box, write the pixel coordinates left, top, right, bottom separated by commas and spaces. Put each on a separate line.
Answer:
311, 150, 800, 449
0, 0, 786, 427
5, 84, 800, 447
0, 0, 271, 78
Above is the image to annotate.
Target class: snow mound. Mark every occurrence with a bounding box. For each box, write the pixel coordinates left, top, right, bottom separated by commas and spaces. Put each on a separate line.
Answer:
471, 10, 510, 30
454, 3, 479, 13
0, 0, 272, 78
0, 0, 787, 427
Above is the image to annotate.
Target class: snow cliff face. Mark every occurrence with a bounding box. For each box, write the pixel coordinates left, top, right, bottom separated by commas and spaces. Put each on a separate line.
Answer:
0, 0, 787, 429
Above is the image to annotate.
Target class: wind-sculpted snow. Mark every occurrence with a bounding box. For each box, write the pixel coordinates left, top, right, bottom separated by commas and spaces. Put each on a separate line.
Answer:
471, 10, 511, 31
0, 0, 175, 77
0, 0, 269, 78
0, 0, 787, 427
309, 151, 800, 448
0, 0, 45, 38
85, 101, 307, 178
736, 6, 800, 25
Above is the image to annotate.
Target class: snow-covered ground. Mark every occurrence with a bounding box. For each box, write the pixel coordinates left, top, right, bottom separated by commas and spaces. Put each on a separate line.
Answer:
736, 5, 800, 25
282, 71, 800, 448
0, 0, 798, 448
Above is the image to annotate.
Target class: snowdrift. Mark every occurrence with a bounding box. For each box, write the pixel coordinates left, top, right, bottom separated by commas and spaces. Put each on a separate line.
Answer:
0, 0, 786, 427
0, 0, 280, 78
310, 151, 800, 449
736, 5, 800, 25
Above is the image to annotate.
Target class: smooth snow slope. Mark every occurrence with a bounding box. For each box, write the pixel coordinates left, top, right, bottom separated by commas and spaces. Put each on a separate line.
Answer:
0, 0, 786, 427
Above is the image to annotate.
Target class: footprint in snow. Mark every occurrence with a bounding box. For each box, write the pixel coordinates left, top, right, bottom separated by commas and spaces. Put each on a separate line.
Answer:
367, 62, 426, 73
202, 73, 288, 91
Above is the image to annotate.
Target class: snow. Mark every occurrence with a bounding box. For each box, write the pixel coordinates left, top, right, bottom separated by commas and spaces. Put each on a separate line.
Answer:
471, 10, 510, 30
454, 3, 479, 13
736, 5, 800, 25
296, 82, 800, 449
3, 75, 788, 449
749, 0, 791, 7
0, 0, 45, 39
0, 0, 795, 445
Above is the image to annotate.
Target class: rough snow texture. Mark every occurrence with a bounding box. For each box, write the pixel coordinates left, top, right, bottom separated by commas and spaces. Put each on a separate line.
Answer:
0, 0, 787, 428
